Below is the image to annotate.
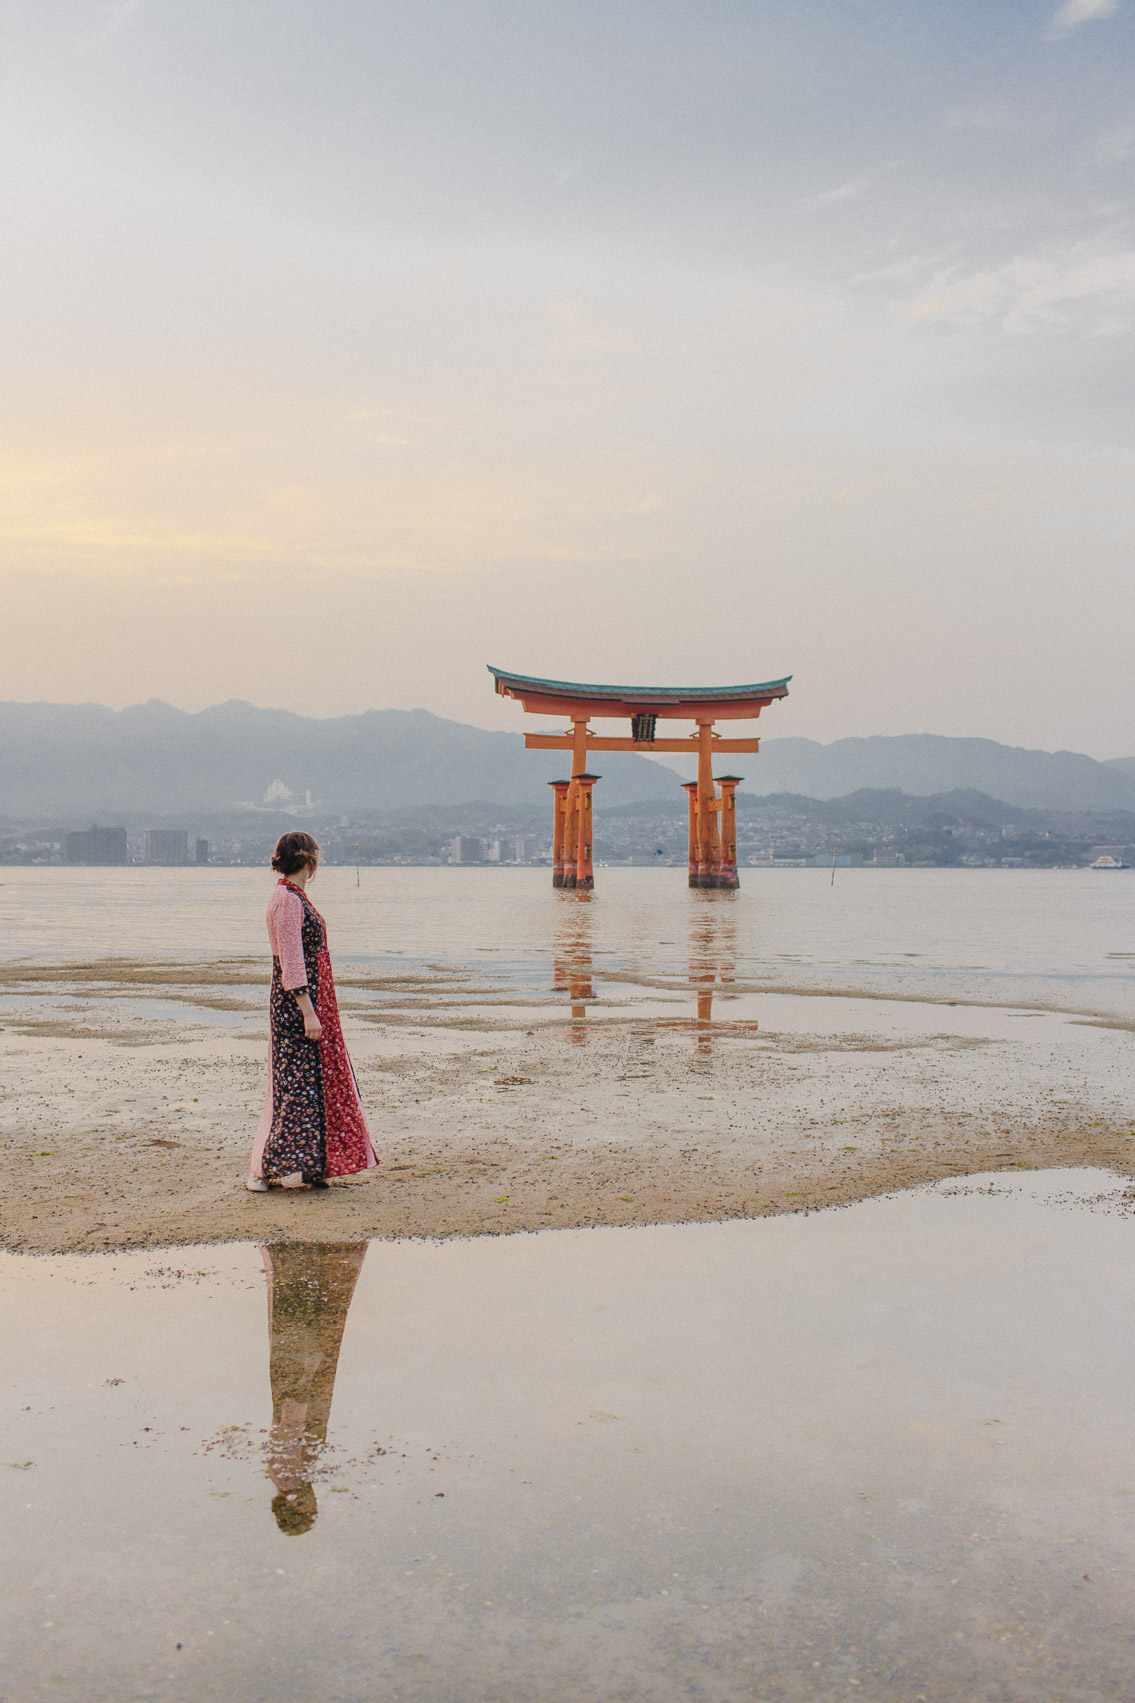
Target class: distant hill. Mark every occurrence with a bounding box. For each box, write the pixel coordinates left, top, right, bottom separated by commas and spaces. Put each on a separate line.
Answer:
1, 701, 1132, 821
0, 700, 676, 818
746, 736, 1135, 813
604, 788, 1120, 830
742, 788, 1047, 827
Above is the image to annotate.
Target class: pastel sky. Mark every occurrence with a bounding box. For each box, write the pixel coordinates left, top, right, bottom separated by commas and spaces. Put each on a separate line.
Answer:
2, 0, 1134, 752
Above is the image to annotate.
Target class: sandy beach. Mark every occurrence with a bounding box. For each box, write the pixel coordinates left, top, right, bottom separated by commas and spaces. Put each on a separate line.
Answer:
2, 952, 1133, 1254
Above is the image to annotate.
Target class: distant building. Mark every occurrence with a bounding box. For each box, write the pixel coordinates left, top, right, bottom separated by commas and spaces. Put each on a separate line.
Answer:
195, 838, 209, 865
485, 839, 503, 863
453, 836, 484, 864
144, 829, 189, 865
65, 825, 128, 865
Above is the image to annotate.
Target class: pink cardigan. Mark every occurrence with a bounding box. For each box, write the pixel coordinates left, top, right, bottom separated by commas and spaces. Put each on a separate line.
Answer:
266, 881, 310, 990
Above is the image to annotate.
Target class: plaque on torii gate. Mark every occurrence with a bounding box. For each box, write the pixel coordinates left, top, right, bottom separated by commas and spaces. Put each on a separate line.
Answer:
488, 667, 791, 890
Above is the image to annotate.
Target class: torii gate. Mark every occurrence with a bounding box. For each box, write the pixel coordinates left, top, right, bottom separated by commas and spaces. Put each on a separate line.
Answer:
488, 667, 791, 890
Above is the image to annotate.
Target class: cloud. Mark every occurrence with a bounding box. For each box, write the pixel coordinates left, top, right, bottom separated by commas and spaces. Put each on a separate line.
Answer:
808, 173, 878, 207
1048, 0, 1119, 37
903, 243, 1135, 333
805, 163, 899, 209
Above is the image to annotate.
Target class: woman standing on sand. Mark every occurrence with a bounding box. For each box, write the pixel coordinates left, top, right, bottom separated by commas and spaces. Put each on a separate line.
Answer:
247, 831, 378, 1191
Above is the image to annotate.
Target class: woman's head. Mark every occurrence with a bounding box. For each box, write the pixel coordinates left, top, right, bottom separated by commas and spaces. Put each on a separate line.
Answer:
271, 831, 320, 878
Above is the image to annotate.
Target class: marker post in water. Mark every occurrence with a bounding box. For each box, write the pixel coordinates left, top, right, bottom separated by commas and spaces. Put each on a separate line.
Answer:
831, 846, 838, 887
355, 844, 360, 887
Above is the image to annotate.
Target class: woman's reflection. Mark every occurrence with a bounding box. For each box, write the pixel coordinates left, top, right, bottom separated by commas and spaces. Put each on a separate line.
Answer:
260, 1240, 367, 1535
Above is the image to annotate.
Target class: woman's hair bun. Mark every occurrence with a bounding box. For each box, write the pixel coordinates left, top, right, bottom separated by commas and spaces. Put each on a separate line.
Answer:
271, 831, 320, 876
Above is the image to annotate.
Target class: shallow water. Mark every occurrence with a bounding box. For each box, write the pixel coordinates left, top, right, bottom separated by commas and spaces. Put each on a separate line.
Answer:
2, 865, 1135, 1024
4, 1170, 1135, 1701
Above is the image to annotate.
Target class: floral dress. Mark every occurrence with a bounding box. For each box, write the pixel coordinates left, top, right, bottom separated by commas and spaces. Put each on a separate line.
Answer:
250, 879, 378, 1182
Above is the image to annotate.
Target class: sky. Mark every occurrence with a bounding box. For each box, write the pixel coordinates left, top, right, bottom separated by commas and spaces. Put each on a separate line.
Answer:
2, 0, 1134, 754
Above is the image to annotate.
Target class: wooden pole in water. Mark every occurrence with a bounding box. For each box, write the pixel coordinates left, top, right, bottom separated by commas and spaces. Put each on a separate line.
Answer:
355, 843, 360, 886
830, 845, 837, 887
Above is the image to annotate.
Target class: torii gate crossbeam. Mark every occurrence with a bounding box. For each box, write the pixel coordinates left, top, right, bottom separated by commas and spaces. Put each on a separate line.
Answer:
489, 667, 791, 890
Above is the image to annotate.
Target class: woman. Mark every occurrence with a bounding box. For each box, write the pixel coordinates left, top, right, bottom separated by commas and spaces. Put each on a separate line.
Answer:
247, 831, 378, 1191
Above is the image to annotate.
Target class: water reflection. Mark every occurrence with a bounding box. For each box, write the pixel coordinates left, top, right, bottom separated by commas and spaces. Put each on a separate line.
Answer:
552, 891, 594, 1043
551, 889, 752, 1049
688, 893, 739, 1053
260, 1241, 367, 1535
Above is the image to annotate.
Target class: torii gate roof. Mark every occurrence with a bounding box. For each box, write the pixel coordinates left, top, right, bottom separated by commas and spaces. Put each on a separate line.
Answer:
489, 666, 791, 720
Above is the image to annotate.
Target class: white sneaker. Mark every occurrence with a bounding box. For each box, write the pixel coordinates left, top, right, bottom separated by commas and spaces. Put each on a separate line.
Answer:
245, 1175, 269, 1192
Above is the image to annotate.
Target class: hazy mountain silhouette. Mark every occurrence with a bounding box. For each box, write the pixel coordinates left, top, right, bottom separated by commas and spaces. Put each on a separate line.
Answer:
0, 701, 1132, 819
749, 736, 1135, 813
0, 700, 676, 817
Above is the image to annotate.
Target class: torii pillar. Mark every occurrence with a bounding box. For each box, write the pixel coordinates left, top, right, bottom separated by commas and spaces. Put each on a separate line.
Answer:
716, 776, 743, 890
683, 783, 698, 883
685, 771, 741, 888
549, 781, 570, 888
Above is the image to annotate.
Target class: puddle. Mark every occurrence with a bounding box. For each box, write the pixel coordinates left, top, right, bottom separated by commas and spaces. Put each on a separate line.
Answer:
4, 1169, 1135, 1699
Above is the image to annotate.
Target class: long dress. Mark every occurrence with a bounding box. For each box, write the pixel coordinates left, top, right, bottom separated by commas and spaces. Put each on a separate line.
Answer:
250, 878, 378, 1182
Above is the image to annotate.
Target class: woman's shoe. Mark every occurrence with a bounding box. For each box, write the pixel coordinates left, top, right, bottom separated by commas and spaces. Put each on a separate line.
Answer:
245, 1175, 269, 1192
303, 1173, 330, 1189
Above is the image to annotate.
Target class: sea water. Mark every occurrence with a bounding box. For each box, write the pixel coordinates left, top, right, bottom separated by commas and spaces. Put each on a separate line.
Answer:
1, 864, 1134, 1022
3, 1171, 1135, 1701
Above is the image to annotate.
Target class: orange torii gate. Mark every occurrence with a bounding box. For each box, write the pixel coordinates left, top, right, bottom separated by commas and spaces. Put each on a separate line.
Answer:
488, 667, 791, 890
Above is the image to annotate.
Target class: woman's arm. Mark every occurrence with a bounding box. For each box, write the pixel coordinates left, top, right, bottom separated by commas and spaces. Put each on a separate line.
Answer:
293, 988, 322, 1042
276, 891, 322, 1041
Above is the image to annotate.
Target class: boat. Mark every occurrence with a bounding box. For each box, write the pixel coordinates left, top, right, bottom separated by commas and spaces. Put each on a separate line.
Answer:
1089, 855, 1130, 870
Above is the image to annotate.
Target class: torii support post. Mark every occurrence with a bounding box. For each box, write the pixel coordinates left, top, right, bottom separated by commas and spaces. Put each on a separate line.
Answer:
549, 781, 570, 887
716, 776, 743, 890
682, 783, 698, 883
574, 774, 599, 890
694, 720, 721, 888
559, 719, 592, 891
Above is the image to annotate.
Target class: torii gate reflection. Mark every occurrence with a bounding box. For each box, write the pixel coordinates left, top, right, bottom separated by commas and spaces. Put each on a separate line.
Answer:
552, 892, 595, 1044
552, 891, 752, 1054
489, 667, 790, 889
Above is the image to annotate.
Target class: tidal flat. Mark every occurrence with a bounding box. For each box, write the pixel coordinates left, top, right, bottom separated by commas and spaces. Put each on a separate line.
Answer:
0, 865, 1133, 1252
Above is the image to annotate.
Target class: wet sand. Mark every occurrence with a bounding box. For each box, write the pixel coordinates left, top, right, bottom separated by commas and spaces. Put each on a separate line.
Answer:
2, 956, 1133, 1254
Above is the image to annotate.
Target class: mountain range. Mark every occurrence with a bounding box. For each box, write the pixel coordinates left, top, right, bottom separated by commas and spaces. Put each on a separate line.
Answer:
745, 735, 1135, 813
0, 699, 673, 818
0, 700, 1132, 820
